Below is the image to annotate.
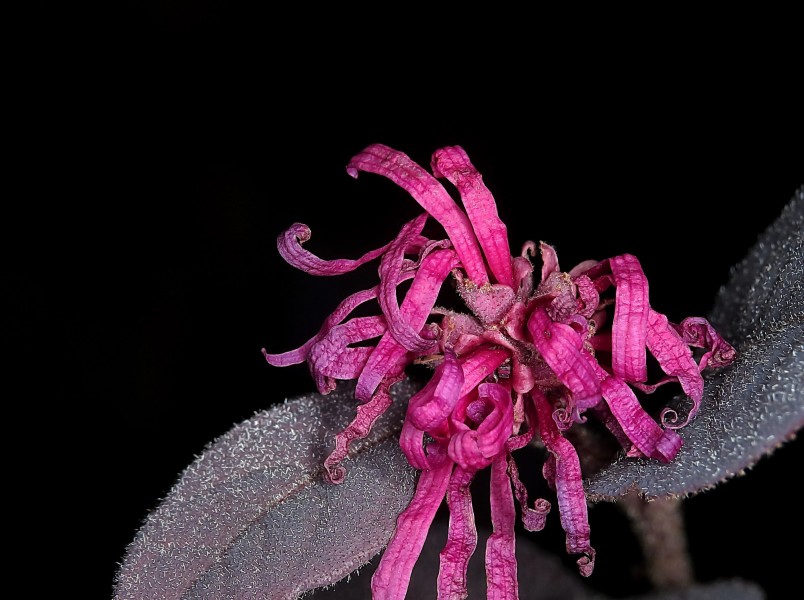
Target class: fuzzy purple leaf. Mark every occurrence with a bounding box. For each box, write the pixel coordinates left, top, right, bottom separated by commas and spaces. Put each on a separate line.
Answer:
113, 381, 420, 600
587, 188, 804, 500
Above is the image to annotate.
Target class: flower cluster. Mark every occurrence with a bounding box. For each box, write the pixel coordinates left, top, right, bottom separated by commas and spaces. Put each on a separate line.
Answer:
263, 144, 735, 600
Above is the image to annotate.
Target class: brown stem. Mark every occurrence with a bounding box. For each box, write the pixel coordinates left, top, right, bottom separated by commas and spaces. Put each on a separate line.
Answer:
620, 492, 694, 590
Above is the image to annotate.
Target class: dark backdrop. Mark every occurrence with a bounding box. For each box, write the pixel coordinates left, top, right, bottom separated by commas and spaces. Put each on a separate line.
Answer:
14, 6, 802, 599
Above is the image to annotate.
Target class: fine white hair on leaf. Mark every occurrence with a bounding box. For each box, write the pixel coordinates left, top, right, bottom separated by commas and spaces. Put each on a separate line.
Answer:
587, 188, 804, 500
113, 380, 420, 600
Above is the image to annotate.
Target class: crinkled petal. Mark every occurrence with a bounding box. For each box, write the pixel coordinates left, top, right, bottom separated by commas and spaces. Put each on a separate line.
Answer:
574, 275, 600, 318
372, 455, 453, 600
437, 466, 477, 600
486, 455, 519, 600
506, 450, 550, 532
533, 390, 595, 575
347, 143, 489, 285
431, 146, 514, 288
675, 316, 739, 370
309, 316, 387, 380
378, 213, 435, 352
586, 357, 682, 462
277, 222, 392, 276
610, 254, 650, 382
322, 380, 395, 483
528, 308, 601, 408
356, 249, 459, 401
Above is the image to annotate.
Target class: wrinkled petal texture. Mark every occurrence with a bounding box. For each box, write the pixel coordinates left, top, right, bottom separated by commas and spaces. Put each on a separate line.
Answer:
486, 456, 519, 600
431, 146, 514, 288
610, 254, 649, 382
259, 143, 741, 598
372, 455, 453, 600
347, 143, 489, 285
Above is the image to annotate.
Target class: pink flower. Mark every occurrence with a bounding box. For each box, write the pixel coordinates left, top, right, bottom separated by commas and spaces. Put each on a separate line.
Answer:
263, 144, 736, 599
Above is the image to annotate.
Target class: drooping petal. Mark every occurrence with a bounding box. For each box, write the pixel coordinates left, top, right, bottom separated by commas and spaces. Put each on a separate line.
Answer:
347, 143, 489, 285
486, 455, 519, 600
646, 309, 705, 427
277, 222, 392, 276
323, 380, 396, 483
430, 146, 514, 288
533, 390, 595, 576
356, 249, 459, 401
506, 450, 550, 532
586, 358, 682, 462
372, 454, 453, 600
437, 467, 477, 600
528, 308, 601, 408
610, 254, 650, 382
378, 213, 436, 352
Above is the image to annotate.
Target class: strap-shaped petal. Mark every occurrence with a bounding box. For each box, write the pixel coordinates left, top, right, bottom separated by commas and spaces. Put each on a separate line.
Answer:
372, 455, 453, 600
277, 222, 392, 275
356, 249, 459, 401
586, 357, 683, 462
533, 390, 595, 576
610, 254, 650, 382
378, 213, 435, 352
431, 146, 514, 288
347, 143, 489, 285
647, 309, 705, 427
486, 455, 519, 600
437, 467, 477, 600
528, 308, 601, 408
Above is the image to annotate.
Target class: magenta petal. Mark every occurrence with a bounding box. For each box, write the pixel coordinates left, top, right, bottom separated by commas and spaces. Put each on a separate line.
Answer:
507, 452, 550, 532
347, 143, 489, 285
646, 309, 705, 426
262, 283, 387, 368
372, 458, 453, 600
587, 358, 683, 462
448, 383, 514, 470
528, 308, 601, 408
356, 248, 459, 401
309, 316, 387, 380
277, 222, 391, 276
378, 214, 436, 353
539, 242, 560, 284
323, 382, 394, 484
409, 352, 465, 431
457, 347, 509, 395
676, 316, 738, 370
431, 146, 514, 288
574, 274, 600, 318
437, 467, 478, 600
486, 456, 519, 600
610, 254, 650, 382
533, 390, 595, 574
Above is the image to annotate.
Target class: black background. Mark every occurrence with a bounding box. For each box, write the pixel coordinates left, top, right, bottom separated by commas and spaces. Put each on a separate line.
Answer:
13, 6, 802, 599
